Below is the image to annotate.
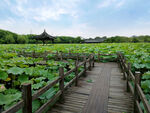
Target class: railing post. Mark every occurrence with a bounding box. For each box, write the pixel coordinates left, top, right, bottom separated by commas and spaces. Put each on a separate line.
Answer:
120, 52, 123, 69
59, 67, 64, 100
32, 50, 35, 58
117, 52, 121, 67
92, 55, 95, 67
127, 63, 131, 92
69, 50, 71, 58
84, 57, 87, 77
98, 51, 100, 62
56, 51, 58, 60
22, 83, 32, 113
134, 72, 141, 113
117, 52, 119, 63
60, 51, 63, 61
75, 60, 78, 86
122, 54, 126, 80
77, 53, 79, 62
89, 55, 92, 71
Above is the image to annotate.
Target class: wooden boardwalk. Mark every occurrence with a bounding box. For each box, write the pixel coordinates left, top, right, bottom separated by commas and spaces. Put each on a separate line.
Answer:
47, 62, 133, 113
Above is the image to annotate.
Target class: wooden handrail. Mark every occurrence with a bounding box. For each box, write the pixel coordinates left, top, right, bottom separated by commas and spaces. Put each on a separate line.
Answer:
137, 84, 150, 113
32, 77, 60, 101
18, 51, 117, 61
35, 91, 62, 113
129, 70, 135, 82
2, 54, 94, 113
64, 67, 76, 77
2, 100, 24, 113
117, 52, 150, 113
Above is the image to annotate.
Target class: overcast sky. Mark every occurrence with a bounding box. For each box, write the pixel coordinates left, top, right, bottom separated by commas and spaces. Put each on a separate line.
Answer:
0, 0, 150, 38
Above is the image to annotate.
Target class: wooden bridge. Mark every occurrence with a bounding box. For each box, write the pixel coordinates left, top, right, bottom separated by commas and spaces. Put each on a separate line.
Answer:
3, 52, 150, 113
47, 62, 133, 113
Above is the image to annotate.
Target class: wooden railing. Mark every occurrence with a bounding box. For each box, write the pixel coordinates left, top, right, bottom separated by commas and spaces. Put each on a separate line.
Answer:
18, 50, 117, 62
2, 55, 94, 113
117, 52, 150, 113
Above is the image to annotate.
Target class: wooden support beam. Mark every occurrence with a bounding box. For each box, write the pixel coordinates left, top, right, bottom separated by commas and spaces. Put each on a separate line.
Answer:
60, 51, 63, 61
98, 51, 100, 62
84, 57, 87, 77
32, 50, 35, 58
89, 55, 92, 71
92, 55, 95, 67
127, 63, 131, 92
134, 72, 141, 113
22, 83, 32, 113
75, 60, 78, 86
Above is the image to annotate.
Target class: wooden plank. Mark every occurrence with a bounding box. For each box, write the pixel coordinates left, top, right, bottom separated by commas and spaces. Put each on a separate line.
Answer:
48, 62, 135, 113
108, 64, 134, 113
48, 62, 100, 113
82, 63, 110, 113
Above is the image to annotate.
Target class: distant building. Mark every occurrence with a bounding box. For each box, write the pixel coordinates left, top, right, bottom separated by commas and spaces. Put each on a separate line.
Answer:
83, 37, 106, 43
32, 29, 55, 45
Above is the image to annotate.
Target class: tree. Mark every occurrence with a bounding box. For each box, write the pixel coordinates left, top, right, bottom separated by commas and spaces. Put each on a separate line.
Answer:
17, 35, 28, 44
75, 36, 82, 43
95, 37, 101, 40
132, 37, 139, 43
5, 34, 15, 44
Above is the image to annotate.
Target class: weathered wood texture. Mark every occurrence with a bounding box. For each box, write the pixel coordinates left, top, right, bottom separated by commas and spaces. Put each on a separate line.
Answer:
47, 63, 101, 113
118, 52, 150, 113
82, 63, 111, 113
47, 62, 133, 113
108, 65, 134, 113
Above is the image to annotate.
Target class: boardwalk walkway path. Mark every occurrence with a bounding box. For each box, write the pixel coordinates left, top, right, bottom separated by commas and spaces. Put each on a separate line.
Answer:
47, 62, 133, 113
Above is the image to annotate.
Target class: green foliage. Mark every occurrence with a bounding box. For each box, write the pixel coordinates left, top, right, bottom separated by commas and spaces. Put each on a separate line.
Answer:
0, 43, 150, 112
7, 67, 24, 75
0, 29, 150, 44
39, 88, 56, 100
86, 79, 93, 83
0, 92, 21, 105
17, 35, 28, 44
18, 75, 29, 83
5, 34, 15, 44
132, 37, 140, 43
32, 100, 41, 113
0, 70, 8, 80
142, 72, 150, 93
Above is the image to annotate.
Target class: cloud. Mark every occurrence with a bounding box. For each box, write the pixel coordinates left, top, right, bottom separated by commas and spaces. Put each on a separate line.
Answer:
98, 0, 125, 8
116, 0, 125, 8
3, 0, 82, 21
0, 17, 15, 29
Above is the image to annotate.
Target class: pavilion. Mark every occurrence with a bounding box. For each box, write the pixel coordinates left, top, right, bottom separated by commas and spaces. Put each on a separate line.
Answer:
32, 30, 55, 45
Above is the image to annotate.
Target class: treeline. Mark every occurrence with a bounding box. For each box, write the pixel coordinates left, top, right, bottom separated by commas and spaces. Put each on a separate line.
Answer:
0, 29, 150, 44
0, 29, 83, 44
0, 29, 36, 44
103, 36, 150, 43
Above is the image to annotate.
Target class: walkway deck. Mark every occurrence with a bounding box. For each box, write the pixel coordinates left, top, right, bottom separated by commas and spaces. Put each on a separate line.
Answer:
47, 62, 133, 113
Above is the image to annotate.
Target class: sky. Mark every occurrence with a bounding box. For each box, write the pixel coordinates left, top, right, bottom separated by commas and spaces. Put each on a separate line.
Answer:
0, 0, 150, 38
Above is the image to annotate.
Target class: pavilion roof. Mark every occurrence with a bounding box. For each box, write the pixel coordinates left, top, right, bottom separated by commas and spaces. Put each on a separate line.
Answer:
33, 30, 55, 40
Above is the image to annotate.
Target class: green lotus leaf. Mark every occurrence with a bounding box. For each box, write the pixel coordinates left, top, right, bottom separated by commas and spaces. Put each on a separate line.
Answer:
7, 67, 24, 75
0, 70, 8, 80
